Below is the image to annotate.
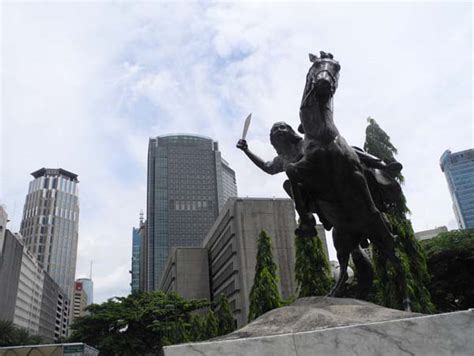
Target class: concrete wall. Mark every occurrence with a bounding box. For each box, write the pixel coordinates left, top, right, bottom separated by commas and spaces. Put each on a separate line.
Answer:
159, 247, 210, 301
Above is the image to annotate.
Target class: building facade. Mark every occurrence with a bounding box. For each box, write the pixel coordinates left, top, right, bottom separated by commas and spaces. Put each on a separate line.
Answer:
159, 247, 210, 301
72, 280, 88, 320
0, 206, 69, 341
146, 135, 237, 290
19, 168, 80, 300
202, 198, 298, 326
130, 215, 144, 293
138, 221, 148, 292
440, 149, 474, 229
76, 278, 93, 305
0, 229, 23, 322
13, 244, 45, 335
39, 273, 69, 342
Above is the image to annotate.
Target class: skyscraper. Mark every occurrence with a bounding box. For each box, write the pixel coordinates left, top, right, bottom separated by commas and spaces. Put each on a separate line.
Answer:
20, 168, 80, 299
440, 149, 474, 229
130, 213, 144, 293
146, 134, 237, 290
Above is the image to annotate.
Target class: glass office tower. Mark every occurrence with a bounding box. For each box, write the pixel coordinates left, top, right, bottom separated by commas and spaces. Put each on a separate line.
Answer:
440, 149, 474, 229
20, 168, 80, 299
146, 134, 237, 290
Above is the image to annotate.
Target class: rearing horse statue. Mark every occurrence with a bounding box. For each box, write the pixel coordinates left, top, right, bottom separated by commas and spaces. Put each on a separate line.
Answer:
286, 52, 411, 310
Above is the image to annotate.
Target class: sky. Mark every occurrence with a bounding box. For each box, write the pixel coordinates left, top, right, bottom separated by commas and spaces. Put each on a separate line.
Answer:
1, 1, 472, 303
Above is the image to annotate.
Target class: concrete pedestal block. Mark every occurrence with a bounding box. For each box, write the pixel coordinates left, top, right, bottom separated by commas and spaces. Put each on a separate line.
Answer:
164, 309, 474, 356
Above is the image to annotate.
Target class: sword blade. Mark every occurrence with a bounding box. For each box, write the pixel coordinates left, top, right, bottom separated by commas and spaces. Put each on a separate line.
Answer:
241, 113, 252, 140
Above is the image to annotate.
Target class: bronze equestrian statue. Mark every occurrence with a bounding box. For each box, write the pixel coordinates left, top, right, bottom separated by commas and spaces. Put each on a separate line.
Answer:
237, 52, 411, 310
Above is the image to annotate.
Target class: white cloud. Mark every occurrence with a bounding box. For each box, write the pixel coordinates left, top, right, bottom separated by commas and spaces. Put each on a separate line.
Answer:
1, 2, 472, 303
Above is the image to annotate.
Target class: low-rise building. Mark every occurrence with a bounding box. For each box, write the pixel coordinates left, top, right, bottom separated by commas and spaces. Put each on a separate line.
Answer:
0, 206, 69, 341
415, 226, 448, 241
158, 197, 329, 327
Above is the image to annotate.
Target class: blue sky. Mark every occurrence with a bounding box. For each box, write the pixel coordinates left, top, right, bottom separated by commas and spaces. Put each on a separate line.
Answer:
1, 1, 472, 303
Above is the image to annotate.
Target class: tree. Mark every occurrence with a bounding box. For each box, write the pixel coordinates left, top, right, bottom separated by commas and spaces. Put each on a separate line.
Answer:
204, 309, 218, 340
68, 291, 208, 355
248, 230, 281, 321
0, 320, 44, 347
421, 229, 474, 312
364, 117, 435, 313
188, 314, 206, 341
215, 294, 235, 336
295, 234, 332, 297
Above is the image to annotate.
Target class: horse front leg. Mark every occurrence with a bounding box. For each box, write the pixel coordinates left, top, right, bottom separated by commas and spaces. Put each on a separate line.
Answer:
286, 163, 316, 238
328, 229, 350, 297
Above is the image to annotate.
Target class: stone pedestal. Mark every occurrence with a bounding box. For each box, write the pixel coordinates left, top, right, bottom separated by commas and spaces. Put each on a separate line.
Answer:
163, 297, 474, 356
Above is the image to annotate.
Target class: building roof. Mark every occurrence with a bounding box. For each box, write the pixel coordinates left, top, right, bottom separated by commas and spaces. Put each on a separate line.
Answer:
31, 168, 78, 181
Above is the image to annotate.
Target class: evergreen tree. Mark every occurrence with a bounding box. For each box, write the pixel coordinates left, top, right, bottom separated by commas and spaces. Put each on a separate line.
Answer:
204, 309, 218, 340
188, 314, 205, 341
215, 294, 235, 336
248, 230, 281, 321
295, 234, 332, 297
364, 117, 435, 313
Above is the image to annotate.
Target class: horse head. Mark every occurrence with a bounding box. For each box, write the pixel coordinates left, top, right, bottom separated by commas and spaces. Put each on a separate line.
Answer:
301, 51, 341, 108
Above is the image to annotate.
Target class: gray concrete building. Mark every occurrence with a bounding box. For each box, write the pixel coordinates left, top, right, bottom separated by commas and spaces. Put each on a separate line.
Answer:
157, 198, 329, 327
159, 247, 210, 301
146, 135, 237, 290
0, 206, 69, 340
202, 198, 298, 327
0, 229, 23, 322
20, 168, 80, 300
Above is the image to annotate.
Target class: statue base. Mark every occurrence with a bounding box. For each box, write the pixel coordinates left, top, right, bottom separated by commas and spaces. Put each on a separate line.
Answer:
163, 297, 473, 356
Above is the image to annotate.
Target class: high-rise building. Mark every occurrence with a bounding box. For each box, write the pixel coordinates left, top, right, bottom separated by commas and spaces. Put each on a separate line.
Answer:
138, 220, 148, 292
20, 168, 80, 300
440, 149, 474, 229
76, 278, 93, 305
146, 134, 237, 290
130, 214, 144, 293
72, 280, 88, 320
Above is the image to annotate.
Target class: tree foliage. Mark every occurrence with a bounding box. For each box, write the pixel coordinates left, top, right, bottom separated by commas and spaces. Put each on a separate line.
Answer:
215, 294, 235, 336
68, 291, 208, 355
0, 320, 44, 347
421, 229, 474, 312
248, 230, 281, 321
364, 117, 434, 313
204, 309, 218, 340
295, 234, 332, 297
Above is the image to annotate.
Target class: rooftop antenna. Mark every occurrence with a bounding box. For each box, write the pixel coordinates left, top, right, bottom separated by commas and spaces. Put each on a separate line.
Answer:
139, 210, 144, 225
90, 260, 93, 280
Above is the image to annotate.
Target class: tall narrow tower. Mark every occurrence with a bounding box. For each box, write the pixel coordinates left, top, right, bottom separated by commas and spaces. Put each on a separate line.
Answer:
146, 134, 237, 290
20, 168, 80, 299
